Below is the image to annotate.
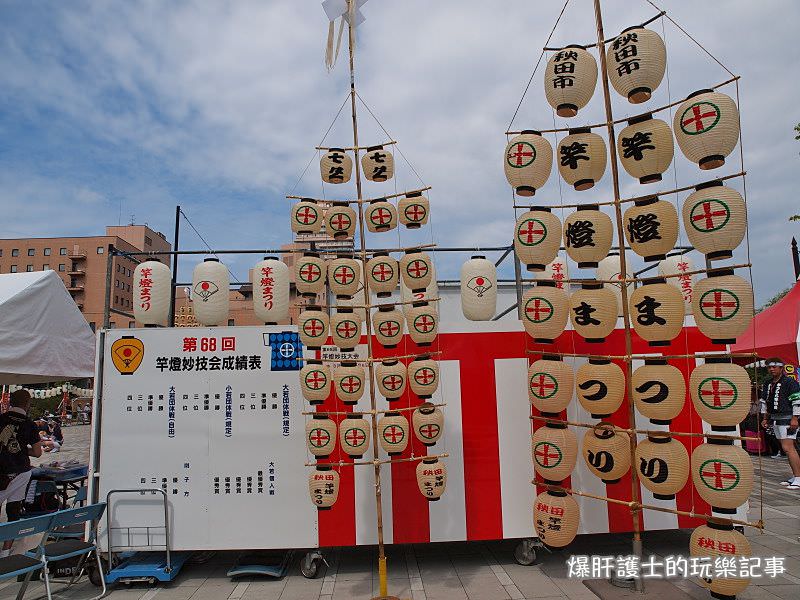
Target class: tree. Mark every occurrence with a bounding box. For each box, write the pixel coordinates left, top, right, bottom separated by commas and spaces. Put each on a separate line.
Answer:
756, 286, 791, 314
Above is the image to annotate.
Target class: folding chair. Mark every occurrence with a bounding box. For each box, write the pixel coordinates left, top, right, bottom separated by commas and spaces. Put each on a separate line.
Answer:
22, 480, 60, 517
26, 503, 107, 600
50, 487, 89, 540
0, 514, 53, 600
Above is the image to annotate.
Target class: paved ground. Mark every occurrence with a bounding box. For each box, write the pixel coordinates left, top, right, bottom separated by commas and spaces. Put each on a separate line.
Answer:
2, 426, 798, 600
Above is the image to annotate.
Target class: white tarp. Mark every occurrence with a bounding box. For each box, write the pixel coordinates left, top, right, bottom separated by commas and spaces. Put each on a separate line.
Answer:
0, 271, 95, 384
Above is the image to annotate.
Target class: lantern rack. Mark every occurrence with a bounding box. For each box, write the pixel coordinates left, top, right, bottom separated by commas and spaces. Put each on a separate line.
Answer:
542, 10, 666, 50
286, 185, 431, 203
314, 140, 396, 151
525, 350, 758, 361
305, 452, 449, 469
308, 297, 441, 310
302, 403, 446, 417
299, 351, 442, 364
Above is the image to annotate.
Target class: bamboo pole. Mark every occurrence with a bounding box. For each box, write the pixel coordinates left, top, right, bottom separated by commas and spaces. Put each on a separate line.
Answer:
306, 453, 450, 468
316, 140, 397, 151
524, 349, 758, 361
286, 185, 432, 203
518, 261, 751, 285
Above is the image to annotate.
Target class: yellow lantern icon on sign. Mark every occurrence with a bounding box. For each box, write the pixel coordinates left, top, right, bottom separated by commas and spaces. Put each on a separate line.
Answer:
111, 336, 144, 375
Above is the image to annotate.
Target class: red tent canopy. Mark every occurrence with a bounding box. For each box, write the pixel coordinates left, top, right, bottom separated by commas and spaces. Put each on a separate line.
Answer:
731, 279, 800, 364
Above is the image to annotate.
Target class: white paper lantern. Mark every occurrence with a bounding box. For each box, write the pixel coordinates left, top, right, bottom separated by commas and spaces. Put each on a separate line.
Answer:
192, 258, 229, 326
328, 256, 361, 299
252, 257, 289, 324
133, 260, 171, 326
460, 256, 496, 321
673, 90, 740, 170
606, 26, 666, 103
294, 253, 327, 298
400, 250, 434, 293
544, 45, 597, 117
365, 200, 398, 233
557, 128, 607, 191
597, 254, 633, 317
362, 145, 395, 182
320, 148, 352, 183
658, 254, 694, 315
290, 199, 323, 235
534, 256, 569, 291
504, 131, 553, 196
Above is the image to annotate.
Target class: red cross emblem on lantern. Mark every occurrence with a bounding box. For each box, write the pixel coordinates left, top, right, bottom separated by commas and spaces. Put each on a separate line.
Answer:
689, 199, 730, 233
299, 262, 322, 283
344, 427, 367, 447
340, 376, 362, 394
418, 423, 440, 440
295, 206, 318, 225
305, 370, 328, 390
378, 320, 400, 338
507, 141, 537, 168
308, 428, 331, 448
524, 297, 554, 323
333, 265, 356, 286
336, 320, 358, 339
405, 203, 426, 222
698, 376, 737, 410
382, 425, 405, 444
303, 318, 325, 338
369, 206, 393, 227
533, 441, 563, 468
330, 212, 352, 231
406, 259, 429, 280
699, 289, 739, 321
371, 262, 394, 283
699, 459, 740, 491
382, 374, 404, 392
529, 373, 558, 399
680, 101, 721, 135
414, 367, 436, 386
414, 314, 436, 334
517, 218, 547, 246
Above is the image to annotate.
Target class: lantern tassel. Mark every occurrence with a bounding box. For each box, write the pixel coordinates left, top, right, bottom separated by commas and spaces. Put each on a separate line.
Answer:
325, 16, 346, 71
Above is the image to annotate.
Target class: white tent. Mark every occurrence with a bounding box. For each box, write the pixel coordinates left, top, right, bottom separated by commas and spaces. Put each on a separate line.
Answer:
0, 271, 95, 384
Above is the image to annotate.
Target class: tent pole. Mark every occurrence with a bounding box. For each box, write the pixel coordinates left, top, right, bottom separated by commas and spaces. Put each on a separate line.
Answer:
103, 245, 114, 329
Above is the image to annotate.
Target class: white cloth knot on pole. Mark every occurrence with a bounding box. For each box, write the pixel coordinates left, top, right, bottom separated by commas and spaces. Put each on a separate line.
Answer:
322, 0, 369, 70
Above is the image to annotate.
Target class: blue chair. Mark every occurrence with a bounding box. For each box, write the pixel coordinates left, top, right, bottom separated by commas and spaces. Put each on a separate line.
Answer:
0, 514, 53, 599
26, 503, 107, 600
50, 487, 89, 540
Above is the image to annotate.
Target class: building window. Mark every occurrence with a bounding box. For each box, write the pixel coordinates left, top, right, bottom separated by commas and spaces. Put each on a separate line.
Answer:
144, 236, 153, 246
88, 322, 96, 332
58, 264, 65, 272
27, 248, 35, 256
129, 321, 135, 328
109, 322, 115, 328
126, 284, 130, 292
42, 264, 49, 270
26, 265, 33, 272
44, 248, 51, 256
116, 264, 120, 273
59, 248, 67, 255
114, 295, 118, 304
10, 265, 17, 273
228, 319, 235, 326
97, 246, 104, 254
0, 249, 3, 257
11, 249, 19, 257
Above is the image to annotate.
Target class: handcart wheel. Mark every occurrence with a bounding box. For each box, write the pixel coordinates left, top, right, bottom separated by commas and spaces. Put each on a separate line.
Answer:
514, 540, 537, 566
300, 553, 326, 579
88, 557, 108, 587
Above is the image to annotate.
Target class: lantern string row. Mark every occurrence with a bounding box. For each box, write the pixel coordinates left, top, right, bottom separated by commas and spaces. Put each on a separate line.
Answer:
302, 403, 446, 417
518, 261, 751, 286
310, 297, 441, 311
286, 185, 432, 203
299, 350, 442, 364
505, 75, 739, 136
524, 350, 758, 361
541, 11, 666, 51
306, 452, 450, 468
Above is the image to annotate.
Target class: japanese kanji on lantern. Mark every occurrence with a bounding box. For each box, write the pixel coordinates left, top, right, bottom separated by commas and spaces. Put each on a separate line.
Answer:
252, 256, 289, 324
366, 253, 399, 297
623, 196, 678, 262
514, 208, 562, 272
563, 205, 613, 268
333, 361, 365, 405
692, 269, 753, 344
416, 457, 447, 501
682, 180, 746, 261
365, 199, 398, 233
305, 414, 337, 459
629, 278, 685, 346
597, 253, 632, 317
362, 145, 394, 182
460, 256, 497, 321
378, 412, 409, 456
294, 252, 327, 298
408, 356, 439, 399
401, 260, 439, 307
534, 490, 579, 548
412, 402, 444, 446
331, 307, 363, 352
328, 255, 361, 299
503, 131, 553, 196
298, 306, 329, 350
320, 148, 353, 184
291, 199, 323, 235
133, 259, 170, 326
375, 359, 407, 402
325, 202, 357, 239
606, 26, 666, 103
532, 423, 577, 483
557, 128, 607, 191
689, 358, 750, 429
372, 306, 405, 348
658, 254, 694, 315
521, 282, 569, 343
300, 360, 331, 405
581, 423, 631, 483
544, 45, 597, 117
689, 521, 752, 597
308, 465, 340, 510
634, 434, 689, 501
617, 114, 674, 184
535, 256, 569, 290
400, 249, 433, 293
673, 90, 740, 170
398, 192, 430, 228
576, 360, 625, 418
192, 258, 229, 326
569, 282, 617, 343
631, 359, 685, 425
405, 302, 438, 346
340, 414, 371, 459
528, 356, 574, 413
691, 439, 753, 513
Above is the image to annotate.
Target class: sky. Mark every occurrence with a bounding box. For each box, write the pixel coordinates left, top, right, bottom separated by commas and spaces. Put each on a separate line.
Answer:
0, 0, 798, 305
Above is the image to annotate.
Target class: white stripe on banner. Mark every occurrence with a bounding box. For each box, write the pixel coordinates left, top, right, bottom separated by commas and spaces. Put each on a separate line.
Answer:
567, 356, 610, 535
631, 357, 679, 531
429, 361, 467, 542
495, 358, 535, 539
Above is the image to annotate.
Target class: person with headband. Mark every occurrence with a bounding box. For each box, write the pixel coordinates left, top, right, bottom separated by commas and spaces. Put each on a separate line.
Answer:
761, 358, 800, 489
